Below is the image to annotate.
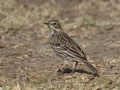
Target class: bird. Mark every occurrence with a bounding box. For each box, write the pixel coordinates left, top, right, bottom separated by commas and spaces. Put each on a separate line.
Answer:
44, 20, 98, 76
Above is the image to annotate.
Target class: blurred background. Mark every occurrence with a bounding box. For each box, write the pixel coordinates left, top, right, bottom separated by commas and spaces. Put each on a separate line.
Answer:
0, 0, 120, 27
0, 0, 120, 90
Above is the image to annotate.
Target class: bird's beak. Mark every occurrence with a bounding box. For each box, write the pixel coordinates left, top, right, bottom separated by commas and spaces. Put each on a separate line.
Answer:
44, 22, 49, 25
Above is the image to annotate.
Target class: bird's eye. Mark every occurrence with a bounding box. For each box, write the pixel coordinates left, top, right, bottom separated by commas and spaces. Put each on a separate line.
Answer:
52, 23, 57, 25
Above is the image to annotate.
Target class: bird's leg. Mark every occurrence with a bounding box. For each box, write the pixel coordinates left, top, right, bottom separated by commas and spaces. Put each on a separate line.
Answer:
60, 61, 68, 74
71, 61, 78, 73
61, 68, 66, 74
80, 63, 84, 72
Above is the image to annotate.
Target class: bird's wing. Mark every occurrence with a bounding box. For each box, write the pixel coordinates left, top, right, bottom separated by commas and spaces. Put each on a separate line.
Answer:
50, 32, 87, 60
60, 32, 87, 60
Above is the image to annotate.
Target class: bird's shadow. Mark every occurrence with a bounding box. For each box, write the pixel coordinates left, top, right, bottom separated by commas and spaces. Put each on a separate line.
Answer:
57, 68, 98, 76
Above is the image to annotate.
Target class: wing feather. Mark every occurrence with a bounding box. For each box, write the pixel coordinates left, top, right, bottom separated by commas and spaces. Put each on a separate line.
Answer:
50, 31, 87, 60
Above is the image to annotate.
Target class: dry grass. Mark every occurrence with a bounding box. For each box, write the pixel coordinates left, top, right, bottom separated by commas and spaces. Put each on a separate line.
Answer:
1, 69, 120, 90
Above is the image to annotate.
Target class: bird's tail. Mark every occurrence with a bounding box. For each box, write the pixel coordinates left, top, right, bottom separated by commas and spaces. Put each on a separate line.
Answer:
84, 61, 99, 76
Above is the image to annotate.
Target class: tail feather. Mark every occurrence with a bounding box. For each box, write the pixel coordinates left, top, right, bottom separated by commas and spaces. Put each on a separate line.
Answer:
84, 61, 98, 76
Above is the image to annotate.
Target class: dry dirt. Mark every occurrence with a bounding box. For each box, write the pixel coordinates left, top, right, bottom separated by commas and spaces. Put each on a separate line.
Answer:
0, 0, 120, 90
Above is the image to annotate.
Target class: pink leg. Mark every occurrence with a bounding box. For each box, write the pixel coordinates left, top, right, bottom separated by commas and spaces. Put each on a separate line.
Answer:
71, 61, 78, 73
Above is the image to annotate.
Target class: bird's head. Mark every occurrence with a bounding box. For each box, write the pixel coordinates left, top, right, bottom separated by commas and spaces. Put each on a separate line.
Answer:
44, 20, 62, 34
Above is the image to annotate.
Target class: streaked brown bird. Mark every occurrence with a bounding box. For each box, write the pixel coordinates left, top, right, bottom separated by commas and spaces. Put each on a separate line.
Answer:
44, 20, 98, 76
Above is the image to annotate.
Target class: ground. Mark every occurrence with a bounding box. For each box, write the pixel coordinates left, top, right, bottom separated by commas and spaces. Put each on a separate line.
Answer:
0, 0, 120, 90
